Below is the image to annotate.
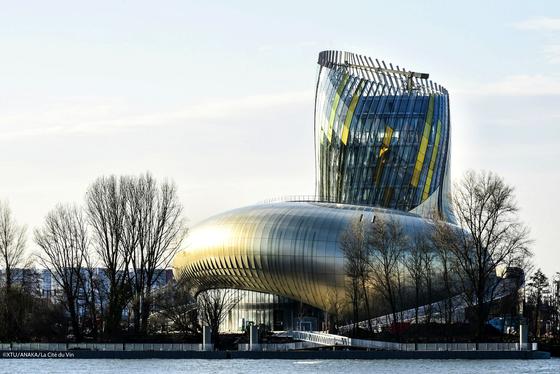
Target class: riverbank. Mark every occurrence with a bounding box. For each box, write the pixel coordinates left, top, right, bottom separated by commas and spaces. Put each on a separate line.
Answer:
0, 349, 550, 360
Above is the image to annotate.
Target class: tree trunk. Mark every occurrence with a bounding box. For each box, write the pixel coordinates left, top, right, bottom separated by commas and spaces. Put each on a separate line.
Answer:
361, 280, 373, 332
5, 266, 12, 291
476, 287, 487, 340
68, 295, 82, 341
140, 297, 151, 334
88, 281, 99, 340
211, 322, 220, 348
106, 294, 123, 339
535, 298, 541, 337
414, 285, 419, 324
132, 299, 141, 334
352, 281, 359, 336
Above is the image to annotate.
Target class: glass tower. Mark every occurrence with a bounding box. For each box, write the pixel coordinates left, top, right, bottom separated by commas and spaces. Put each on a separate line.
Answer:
315, 51, 453, 220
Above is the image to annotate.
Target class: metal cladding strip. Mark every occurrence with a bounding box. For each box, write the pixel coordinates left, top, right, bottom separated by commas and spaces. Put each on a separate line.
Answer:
340, 81, 371, 202
330, 76, 359, 190
423, 120, 442, 201
438, 96, 453, 220
320, 68, 339, 142
375, 65, 412, 206
336, 79, 365, 202
354, 71, 387, 205
391, 101, 416, 208
321, 69, 342, 143
327, 74, 349, 143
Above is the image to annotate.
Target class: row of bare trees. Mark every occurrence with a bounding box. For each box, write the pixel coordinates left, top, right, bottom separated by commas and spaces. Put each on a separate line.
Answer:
339, 170, 533, 339
0, 172, 187, 341
83, 174, 185, 336
340, 216, 447, 334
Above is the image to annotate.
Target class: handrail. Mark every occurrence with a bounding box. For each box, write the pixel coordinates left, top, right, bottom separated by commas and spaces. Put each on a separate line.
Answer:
286, 331, 536, 351
1, 343, 205, 352
259, 195, 342, 205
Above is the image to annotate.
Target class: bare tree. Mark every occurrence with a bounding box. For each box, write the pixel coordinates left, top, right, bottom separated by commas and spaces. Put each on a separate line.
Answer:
123, 173, 186, 335
551, 273, 560, 338
34, 204, 88, 341
80, 250, 101, 340
527, 269, 549, 337
340, 216, 371, 334
420, 238, 436, 323
430, 219, 456, 325
405, 235, 426, 324
86, 173, 186, 338
325, 287, 344, 334
198, 288, 241, 347
368, 216, 408, 326
395, 253, 407, 324
0, 201, 27, 340
86, 175, 131, 337
437, 170, 532, 338
0, 201, 27, 290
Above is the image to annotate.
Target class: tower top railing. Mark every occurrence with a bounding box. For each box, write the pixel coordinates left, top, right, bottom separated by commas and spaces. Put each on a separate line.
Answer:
317, 50, 448, 96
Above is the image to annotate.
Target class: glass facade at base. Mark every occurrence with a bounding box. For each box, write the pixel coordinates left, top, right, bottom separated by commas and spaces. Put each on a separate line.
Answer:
211, 289, 322, 332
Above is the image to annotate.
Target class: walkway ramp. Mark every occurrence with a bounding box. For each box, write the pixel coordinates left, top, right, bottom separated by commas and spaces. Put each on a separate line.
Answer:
285, 331, 533, 352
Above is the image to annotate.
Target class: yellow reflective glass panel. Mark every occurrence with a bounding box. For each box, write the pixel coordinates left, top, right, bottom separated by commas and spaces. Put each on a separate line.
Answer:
327, 73, 349, 142
411, 95, 435, 187
341, 80, 364, 145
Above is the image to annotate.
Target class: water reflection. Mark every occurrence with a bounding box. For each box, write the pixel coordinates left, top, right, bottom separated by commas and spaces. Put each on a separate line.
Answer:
0, 358, 558, 374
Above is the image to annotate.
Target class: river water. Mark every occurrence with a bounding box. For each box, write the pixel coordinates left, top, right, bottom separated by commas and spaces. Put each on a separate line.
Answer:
0, 359, 559, 373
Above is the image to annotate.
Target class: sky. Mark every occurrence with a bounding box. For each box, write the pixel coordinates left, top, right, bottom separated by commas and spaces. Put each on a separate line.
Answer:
0, 0, 559, 276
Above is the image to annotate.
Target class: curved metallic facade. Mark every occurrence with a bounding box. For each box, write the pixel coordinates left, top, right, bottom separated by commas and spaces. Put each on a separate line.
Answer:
315, 51, 452, 220
174, 202, 437, 312
173, 51, 456, 330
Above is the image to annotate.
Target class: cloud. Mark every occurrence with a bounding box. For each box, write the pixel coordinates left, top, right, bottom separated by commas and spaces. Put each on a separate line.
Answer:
544, 44, 560, 64
0, 90, 313, 141
514, 17, 560, 64
514, 17, 560, 31
168, 90, 313, 120
458, 74, 560, 96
